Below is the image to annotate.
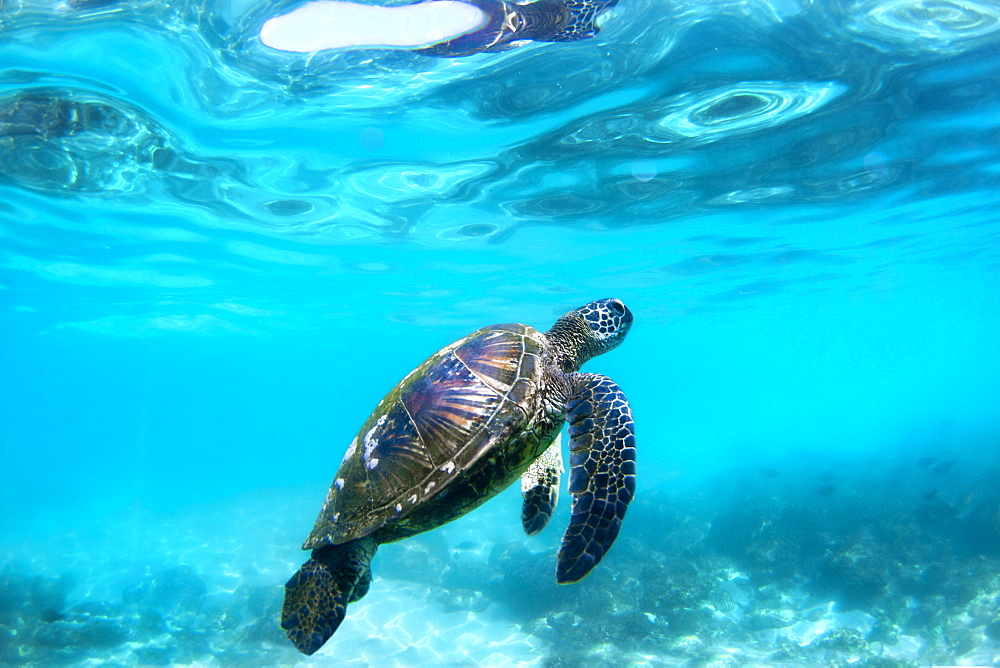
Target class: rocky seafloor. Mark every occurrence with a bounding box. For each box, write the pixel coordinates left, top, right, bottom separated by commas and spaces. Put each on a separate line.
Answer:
2, 448, 999, 666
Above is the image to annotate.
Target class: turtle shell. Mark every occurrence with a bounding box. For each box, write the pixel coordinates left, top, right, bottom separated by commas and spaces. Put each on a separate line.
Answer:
304, 323, 548, 549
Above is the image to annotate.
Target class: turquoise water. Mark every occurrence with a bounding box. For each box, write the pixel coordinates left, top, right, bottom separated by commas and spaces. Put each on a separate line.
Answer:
2, 0, 1000, 665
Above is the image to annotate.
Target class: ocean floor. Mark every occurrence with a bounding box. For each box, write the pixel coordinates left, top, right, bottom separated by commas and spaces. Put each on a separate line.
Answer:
3, 450, 1000, 666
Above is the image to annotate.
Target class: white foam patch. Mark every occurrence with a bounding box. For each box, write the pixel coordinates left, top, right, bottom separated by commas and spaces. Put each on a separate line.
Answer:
260, 0, 488, 52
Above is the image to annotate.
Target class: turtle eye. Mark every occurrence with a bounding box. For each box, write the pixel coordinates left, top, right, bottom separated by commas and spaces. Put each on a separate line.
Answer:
608, 300, 625, 316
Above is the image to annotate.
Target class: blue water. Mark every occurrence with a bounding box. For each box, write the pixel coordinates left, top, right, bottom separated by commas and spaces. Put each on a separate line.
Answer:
2, 0, 999, 665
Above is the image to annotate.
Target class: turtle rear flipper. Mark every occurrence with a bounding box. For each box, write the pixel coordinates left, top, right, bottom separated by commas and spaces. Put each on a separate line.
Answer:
281, 537, 377, 655
521, 434, 564, 535
557, 373, 635, 584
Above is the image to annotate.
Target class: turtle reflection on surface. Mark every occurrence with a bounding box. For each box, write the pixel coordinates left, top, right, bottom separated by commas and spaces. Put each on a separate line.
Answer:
0, 88, 177, 194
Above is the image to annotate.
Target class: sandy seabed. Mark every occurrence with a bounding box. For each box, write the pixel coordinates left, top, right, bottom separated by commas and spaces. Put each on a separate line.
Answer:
3, 456, 1000, 666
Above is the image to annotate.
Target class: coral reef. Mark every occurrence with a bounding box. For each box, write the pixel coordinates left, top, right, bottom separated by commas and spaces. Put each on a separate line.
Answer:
2, 451, 998, 664
0, 562, 296, 665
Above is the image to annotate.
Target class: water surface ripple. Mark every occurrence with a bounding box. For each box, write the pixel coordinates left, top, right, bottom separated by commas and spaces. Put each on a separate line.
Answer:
0, 0, 997, 331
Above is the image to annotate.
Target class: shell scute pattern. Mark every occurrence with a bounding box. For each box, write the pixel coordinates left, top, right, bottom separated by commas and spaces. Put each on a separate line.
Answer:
305, 325, 545, 548
454, 325, 540, 404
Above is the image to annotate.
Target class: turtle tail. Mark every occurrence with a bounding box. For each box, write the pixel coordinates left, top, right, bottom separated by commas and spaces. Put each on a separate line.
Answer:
281, 537, 377, 655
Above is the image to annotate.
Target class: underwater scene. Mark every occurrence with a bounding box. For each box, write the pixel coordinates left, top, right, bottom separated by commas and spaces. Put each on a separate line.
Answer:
2, 0, 1000, 665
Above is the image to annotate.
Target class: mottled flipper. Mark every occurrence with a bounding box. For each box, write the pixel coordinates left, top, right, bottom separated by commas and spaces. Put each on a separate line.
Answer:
529, 0, 621, 42
521, 433, 564, 535
281, 537, 377, 655
557, 373, 635, 584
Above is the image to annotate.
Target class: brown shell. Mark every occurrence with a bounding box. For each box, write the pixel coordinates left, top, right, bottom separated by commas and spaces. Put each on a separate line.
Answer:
304, 323, 547, 548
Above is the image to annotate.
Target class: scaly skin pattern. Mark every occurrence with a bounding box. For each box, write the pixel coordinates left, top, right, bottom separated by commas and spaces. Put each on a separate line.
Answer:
280, 537, 376, 654
557, 372, 636, 583
520, 435, 564, 535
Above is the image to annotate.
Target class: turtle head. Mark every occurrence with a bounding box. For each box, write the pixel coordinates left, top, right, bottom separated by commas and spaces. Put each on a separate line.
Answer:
546, 298, 633, 372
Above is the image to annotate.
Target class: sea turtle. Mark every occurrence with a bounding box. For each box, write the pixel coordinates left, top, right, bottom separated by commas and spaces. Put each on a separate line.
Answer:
281, 298, 636, 655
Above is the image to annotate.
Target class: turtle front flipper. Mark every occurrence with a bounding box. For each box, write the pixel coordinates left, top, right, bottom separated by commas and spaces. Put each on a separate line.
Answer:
557, 373, 635, 584
521, 433, 564, 535
281, 537, 377, 655
418, 0, 618, 58
523, 0, 620, 43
